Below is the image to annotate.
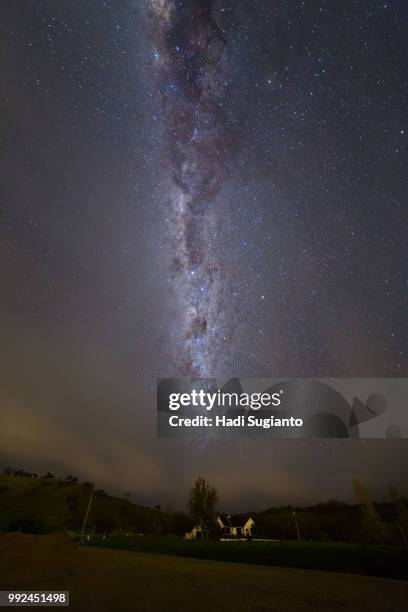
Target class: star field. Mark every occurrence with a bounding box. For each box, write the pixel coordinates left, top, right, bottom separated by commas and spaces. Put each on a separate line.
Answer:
0, 0, 407, 507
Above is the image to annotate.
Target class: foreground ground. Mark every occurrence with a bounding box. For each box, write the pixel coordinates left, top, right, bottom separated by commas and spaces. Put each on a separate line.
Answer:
86, 534, 408, 580
1, 534, 408, 612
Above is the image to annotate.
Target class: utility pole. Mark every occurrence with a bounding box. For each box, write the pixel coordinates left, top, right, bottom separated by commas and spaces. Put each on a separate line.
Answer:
292, 510, 301, 541
80, 486, 94, 540
397, 522, 408, 548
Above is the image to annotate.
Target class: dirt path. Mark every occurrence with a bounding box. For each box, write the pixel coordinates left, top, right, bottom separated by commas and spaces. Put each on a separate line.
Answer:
1, 533, 407, 611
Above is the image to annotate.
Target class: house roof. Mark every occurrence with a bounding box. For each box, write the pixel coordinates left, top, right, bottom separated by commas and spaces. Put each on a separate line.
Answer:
218, 514, 234, 527
218, 514, 254, 528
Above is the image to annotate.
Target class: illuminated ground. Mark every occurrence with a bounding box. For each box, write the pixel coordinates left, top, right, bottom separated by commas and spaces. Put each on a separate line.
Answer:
1, 534, 407, 611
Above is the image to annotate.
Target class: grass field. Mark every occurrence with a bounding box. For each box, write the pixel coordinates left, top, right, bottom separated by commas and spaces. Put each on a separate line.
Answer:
1, 533, 408, 612
85, 534, 408, 581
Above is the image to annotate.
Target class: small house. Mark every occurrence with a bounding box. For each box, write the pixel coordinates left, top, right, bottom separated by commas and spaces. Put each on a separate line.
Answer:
185, 515, 255, 539
217, 515, 255, 538
184, 524, 204, 539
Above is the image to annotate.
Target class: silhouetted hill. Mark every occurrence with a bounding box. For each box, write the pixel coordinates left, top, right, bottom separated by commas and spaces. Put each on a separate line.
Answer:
0, 470, 165, 534
232, 500, 404, 544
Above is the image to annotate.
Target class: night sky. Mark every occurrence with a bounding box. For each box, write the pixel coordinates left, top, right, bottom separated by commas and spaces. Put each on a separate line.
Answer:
1, 0, 407, 510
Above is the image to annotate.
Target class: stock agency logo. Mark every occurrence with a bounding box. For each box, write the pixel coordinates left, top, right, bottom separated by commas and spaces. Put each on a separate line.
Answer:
157, 377, 407, 439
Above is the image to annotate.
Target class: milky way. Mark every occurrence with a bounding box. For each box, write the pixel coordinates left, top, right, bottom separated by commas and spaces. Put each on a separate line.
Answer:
149, 0, 233, 376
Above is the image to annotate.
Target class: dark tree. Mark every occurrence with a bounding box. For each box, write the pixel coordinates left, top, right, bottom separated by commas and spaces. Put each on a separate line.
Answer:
353, 479, 385, 544
390, 484, 408, 547
187, 476, 218, 538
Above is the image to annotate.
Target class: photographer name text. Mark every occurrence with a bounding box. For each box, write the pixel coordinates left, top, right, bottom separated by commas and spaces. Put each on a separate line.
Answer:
168, 415, 303, 429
